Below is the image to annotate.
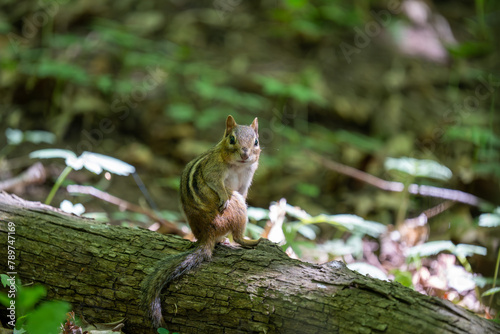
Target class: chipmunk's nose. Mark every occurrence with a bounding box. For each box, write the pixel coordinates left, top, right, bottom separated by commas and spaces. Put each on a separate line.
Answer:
240, 149, 249, 160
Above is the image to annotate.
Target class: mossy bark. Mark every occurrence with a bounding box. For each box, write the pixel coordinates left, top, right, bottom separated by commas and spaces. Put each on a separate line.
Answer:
0, 193, 498, 334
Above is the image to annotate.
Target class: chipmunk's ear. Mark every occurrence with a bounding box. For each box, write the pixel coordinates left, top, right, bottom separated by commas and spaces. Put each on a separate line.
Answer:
225, 115, 237, 137
250, 117, 258, 133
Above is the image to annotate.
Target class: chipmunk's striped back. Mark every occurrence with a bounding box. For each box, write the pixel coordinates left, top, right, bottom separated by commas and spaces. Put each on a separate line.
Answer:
180, 149, 218, 213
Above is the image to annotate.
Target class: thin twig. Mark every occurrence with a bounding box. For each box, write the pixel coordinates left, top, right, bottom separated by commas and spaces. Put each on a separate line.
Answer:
66, 185, 182, 235
307, 150, 485, 207
404, 201, 455, 226
0, 162, 46, 191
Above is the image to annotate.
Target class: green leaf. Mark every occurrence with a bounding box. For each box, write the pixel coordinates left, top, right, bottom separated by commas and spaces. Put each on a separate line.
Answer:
257, 76, 287, 95
407, 241, 486, 259
283, 222, 302, 242
308, 214, 386, 238
407, 240, 454, 258
0, 292, 10, 307
320, 239, 361, 257
445, 126, 500, 147
247, 207, 269, 221
5, 128, 23, 145
0, 19, 11, 33
297, 225, 317, 240
18, 285, 46, 312
448, 41, 492, 59
284, 203, 312, 220
157, 329, 170, 334
79, 152, 136, 175
30, 149, 79, 167
167, 103, 196, 122
385, 157, 452, 181
335, 130, 383, 152
286, 0, 307, 9
295, 182, 320, 198
245, 222, 264, 240
1, 274, 13, 287
478, 211, 500, 227
455, 243, 487, 257
25, 300, 70, 334
391, 269, 413, 288
289, 240, 316, 258
472, 276, 491, 288
194, 79, 217, 99
26, 60, 90, 85
23, 130, 56, 144
30, 149, 136, 175
96, 75, 113, 93
320, 5, 361, 26
406, 240, 455, 257
481, 287, 500, 297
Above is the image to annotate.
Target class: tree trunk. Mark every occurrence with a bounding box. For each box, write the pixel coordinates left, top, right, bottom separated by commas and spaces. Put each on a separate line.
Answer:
0, 192, 498, 334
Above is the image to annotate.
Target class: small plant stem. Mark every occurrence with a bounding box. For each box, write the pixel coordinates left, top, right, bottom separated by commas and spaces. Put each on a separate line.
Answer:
475, 0, 488, 39
45, 166, 73, 205
489, 247, 500, 308
395, 177, 413, 228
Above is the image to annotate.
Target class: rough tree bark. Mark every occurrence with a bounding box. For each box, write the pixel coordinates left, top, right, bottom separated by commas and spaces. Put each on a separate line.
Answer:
0, 192, 498, 334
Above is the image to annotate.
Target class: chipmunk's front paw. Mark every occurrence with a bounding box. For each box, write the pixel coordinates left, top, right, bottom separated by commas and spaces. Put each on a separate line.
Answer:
218, 199, 229, 213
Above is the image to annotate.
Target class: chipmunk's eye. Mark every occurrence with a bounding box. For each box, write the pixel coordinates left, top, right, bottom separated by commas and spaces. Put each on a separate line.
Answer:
254, 138, 259, 146
229, 135, 236, 145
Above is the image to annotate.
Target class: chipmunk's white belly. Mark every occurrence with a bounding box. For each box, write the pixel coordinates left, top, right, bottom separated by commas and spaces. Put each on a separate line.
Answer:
224, 163, 257, 195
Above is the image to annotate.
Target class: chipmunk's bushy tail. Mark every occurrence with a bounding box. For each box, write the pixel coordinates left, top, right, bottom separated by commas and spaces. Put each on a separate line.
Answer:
141, 246, 211, 328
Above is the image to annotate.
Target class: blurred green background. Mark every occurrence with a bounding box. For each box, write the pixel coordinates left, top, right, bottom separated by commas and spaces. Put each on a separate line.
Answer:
1, 0, 500, 320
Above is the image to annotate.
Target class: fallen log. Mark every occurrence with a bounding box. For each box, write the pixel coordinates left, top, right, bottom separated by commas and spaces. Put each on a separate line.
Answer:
0, 192, 498, 333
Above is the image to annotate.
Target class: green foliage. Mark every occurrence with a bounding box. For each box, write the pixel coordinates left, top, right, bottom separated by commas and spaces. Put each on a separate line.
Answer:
295, 182, 321, 198
16, 285, 46, 313
30, 149, 136, 175
391, 269, 414, 288
320, 235, 363, 258
334, 130, 384, 153
0, 275, 70, 332
167, 103, 196, 123
283, 222, 316, 257
481, 287, 500, 297
478, 208, 500, 227
245, 221, 266, 240
406, 241, 487, 260
25, 301, 70, 334
30, 149, 136, 205
291, 205, 374, 234
302, 214, 386, 238
473, 276, 497, 288
255, 74, 326, 105
247, 207, 270, 221
1, 129, 56, 158
259, 201, 385, 258
444, 119, 500, 178
448, 41, 492, 59
385, 157, 452, 181
5, 129, 55, 145
23, 60, 90, 85
158, 327, 180, 334
445, 125, 500, 147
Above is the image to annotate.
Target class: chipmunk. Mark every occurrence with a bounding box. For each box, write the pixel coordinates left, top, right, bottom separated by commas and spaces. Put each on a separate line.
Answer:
141, 115, 262, 328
